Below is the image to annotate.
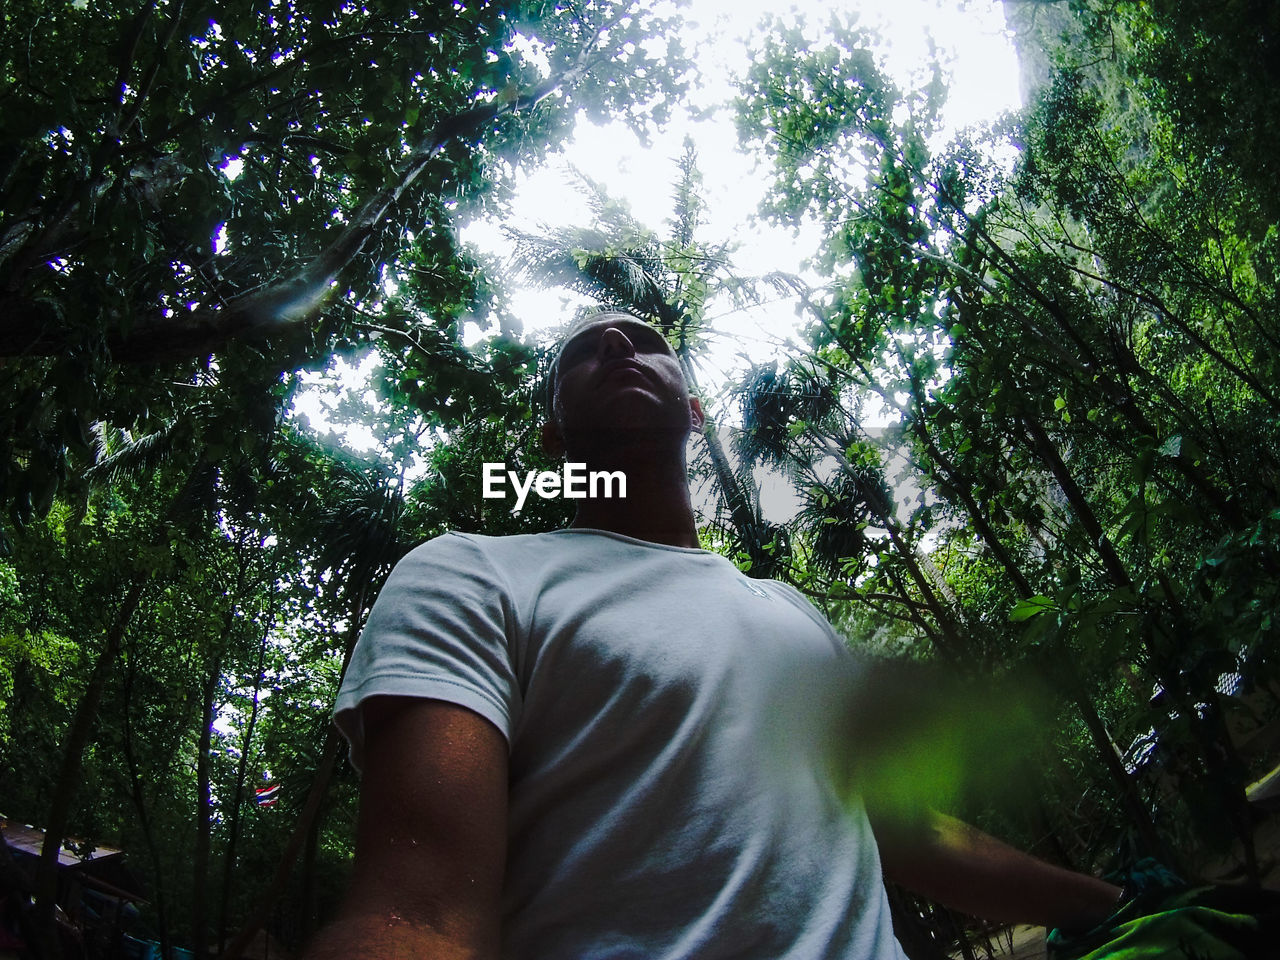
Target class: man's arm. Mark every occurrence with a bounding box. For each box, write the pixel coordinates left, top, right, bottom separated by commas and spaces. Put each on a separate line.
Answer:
873, 808, 1121, 934
302, 696, 509, 960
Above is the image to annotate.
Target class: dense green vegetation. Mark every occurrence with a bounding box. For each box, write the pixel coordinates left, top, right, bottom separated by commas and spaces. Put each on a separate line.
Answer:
2, 1, 1277, 957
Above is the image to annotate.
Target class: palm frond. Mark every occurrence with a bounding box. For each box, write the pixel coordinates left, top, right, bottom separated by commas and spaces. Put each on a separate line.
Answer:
794, 470, 882, 578
735, 362, 841, 467
312, 467, 407, 585
85, 420, 185, 484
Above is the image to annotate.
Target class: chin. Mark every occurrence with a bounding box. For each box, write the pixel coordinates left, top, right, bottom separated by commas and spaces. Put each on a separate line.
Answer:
569, 423, 692, 451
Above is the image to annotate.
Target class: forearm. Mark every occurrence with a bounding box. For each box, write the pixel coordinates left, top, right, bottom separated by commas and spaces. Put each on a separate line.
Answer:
877, 811, 1121, 933
301, 910, 496, 960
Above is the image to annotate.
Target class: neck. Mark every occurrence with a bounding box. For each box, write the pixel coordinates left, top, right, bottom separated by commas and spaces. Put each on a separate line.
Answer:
563, 431, 701, 549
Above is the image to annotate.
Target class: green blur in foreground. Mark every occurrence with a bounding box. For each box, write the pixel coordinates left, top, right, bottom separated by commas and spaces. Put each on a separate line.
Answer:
836, 660, 1056, 820
1047, 859, 1280, 959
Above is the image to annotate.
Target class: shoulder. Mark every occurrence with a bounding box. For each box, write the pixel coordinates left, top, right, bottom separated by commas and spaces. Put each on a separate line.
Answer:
393, 530, 536, 576
387, 530, 590, 598
402, 529, 563, 561
399, 530, 503, 562
759, 578, 851, 652
406, 528, 612, 570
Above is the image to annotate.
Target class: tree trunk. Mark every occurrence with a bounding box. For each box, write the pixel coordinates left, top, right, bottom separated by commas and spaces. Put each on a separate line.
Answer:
700, 416, 773, 576
191, 648, 223, 959
34, 575, 149, 959
678, 353, 774, 578
223, 582, 371, 960
122, 655, 175, 959
218, 618, 271, 952
902, 375, 1035, 599
35, 461, 205, 956
300, 795, 323, 942
1067, 681, 1171, 866
823, 440, 967, 658
1020, 416, 1134, 588
221, 733, 342, 960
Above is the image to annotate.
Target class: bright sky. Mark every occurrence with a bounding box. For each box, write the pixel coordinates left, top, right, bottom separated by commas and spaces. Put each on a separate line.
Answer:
294, 0, 1021, 495
460, 0, 1020, 368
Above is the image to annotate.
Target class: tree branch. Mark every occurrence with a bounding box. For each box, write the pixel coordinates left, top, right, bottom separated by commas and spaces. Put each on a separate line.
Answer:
2, 10, 626, 365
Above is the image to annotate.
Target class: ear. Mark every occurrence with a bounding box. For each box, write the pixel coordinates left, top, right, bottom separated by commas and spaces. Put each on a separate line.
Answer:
540, 419, 565, 458
689, 396, 705, 431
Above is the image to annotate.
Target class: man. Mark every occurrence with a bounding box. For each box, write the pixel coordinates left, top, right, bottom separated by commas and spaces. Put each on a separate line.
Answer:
305, 311, 1122, 959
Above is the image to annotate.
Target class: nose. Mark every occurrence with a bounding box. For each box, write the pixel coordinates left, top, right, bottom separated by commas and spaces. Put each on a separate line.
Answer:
597, 326, 636, 359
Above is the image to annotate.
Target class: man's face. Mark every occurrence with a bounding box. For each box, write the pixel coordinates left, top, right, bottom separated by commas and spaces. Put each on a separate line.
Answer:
544, 313, 703, 451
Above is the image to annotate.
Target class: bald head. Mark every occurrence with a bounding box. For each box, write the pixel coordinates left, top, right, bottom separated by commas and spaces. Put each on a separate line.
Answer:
544, 310, 681, 420
539, 310, 702, 460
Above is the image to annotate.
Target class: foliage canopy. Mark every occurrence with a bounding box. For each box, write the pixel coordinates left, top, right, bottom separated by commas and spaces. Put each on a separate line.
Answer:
2, 1, 1278, 957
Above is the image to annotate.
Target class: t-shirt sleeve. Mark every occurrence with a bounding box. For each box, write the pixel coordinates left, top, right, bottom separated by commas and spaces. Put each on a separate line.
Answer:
333, 532, 519, 773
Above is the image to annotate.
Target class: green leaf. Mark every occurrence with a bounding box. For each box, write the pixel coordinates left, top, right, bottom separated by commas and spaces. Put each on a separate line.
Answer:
1010, 595, 1055, 622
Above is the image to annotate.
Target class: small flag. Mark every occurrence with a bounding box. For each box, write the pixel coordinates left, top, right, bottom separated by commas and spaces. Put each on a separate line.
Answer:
255, 784, 280, 807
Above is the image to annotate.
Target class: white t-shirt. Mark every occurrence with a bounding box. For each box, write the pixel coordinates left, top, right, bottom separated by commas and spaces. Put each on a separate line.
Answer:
335, 528, 907, 960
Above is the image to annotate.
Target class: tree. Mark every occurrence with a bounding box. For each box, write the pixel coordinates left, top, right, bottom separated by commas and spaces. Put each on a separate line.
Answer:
735, 6, 1278, 893
0, 0, 689, 545
2, 3, 694, 953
